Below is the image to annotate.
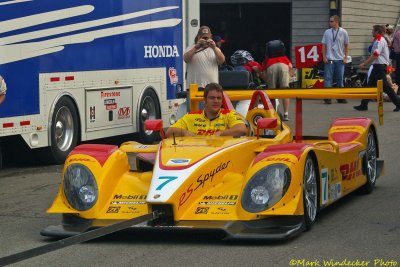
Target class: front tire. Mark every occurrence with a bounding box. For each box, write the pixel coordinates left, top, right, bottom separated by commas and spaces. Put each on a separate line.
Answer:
50, 97, 79, 164
360, 129, 377, 194
138, 89, 161, 144
303, 154, 319, 230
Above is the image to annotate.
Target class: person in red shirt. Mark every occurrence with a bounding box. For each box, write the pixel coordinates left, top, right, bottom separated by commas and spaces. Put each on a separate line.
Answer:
243, 60, 263, 82
230, 50, 263, 85
261, 41, 294, 121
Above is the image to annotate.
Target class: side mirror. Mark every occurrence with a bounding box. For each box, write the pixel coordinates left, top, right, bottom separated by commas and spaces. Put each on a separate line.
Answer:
256, 118, 277, 139
145, 119, 164, 140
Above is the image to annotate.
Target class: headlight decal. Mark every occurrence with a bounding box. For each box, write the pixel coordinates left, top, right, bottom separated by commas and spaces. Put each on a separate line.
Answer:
63, 164, 98, 211
242, 164, 291, 213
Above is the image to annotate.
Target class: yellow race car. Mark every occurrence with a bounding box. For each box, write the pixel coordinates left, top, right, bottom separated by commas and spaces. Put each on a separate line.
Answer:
42, 85, 384, 240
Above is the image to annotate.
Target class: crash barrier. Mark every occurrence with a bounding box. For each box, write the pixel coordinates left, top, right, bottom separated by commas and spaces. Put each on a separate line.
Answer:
188, 80, 384, 141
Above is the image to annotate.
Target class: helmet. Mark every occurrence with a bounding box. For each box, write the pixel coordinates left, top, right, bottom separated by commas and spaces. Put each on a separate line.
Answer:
231, 50, 254, 66
266, 40, 285, 58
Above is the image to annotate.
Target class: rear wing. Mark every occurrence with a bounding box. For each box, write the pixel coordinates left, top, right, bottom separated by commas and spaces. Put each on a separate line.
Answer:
188, 81, 384, 141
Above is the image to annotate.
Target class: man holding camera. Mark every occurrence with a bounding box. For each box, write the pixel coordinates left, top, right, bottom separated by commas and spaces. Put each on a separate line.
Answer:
183, 26, 225, 88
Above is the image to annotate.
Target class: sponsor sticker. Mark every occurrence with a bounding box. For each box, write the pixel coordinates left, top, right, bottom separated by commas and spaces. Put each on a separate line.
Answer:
321, 168, 329, 205
167, 159, 191, 165
168, 67, 179, 84
118, 107, 131, 119
330, 182, 342, 202
111, 201, 146, 205
89, 106, 96, 122
134, 145, 149, 149
106, 206, 120, 213
199, 201, 236, 205
195, 207, 209, 214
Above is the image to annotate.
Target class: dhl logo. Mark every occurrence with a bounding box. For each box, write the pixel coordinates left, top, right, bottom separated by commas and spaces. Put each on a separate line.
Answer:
196, 129, 218, 135
68, 158, 94, 163
262, 157, 295, 164
340, 159, 361, 180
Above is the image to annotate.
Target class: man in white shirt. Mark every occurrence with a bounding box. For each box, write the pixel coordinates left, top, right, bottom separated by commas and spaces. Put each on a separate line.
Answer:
354, 25, 400, 112
183, 26, 225, 88
392, 27, 400, 86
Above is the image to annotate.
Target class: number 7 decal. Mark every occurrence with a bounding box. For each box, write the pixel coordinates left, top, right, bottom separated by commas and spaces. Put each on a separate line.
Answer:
156, 176, 178, 190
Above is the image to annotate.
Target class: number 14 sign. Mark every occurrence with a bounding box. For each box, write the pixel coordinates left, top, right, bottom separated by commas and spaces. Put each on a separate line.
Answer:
295, 44, 322, 68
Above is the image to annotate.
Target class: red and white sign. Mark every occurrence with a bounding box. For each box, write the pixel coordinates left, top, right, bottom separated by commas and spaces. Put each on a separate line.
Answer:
295, 44, 322, 68
118, 107, 131, 119
168, 67, 178, 85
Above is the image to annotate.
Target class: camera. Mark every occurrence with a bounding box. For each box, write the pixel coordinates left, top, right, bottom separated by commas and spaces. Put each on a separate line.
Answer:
200, 40, 210, 48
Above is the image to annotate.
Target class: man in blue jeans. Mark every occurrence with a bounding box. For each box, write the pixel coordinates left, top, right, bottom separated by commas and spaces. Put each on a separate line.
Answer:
321, 15, 349, 104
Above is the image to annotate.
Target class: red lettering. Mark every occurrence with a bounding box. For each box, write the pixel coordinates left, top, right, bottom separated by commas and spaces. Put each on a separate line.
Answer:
118, 107, 130, 116
179, 183, 193, 208
197, 129, 206, 135
340, 159, 361, 180
350, 160, 358, 172
206, 130, 216, 135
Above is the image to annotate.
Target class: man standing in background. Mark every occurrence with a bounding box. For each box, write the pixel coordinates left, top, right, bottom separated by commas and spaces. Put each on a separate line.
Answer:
321, 15, 349, 104
354, 25, 400, 112
392, 26, 400, 88
183, 26, 225, 89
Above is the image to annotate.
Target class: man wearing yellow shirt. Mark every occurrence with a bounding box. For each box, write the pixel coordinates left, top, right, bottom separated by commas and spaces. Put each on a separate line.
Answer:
166, 83, 247, 137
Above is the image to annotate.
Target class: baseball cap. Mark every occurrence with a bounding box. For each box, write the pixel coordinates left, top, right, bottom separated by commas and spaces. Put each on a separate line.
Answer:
386, 24, 394, 30
197, 26, 212, 37
213, 35, 225, 44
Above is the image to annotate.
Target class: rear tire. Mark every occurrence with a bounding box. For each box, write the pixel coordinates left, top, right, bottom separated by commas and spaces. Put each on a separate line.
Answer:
138, 89, 161, 144
50, 97, 79, 164
303, 154, 319, 230
360, 129, 377, 194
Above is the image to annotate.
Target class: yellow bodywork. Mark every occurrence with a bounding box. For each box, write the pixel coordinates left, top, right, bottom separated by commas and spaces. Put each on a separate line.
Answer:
46, 84, 383, 235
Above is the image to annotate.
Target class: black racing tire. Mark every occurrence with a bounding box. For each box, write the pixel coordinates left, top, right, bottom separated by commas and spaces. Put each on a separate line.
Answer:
50, 97, 79, 164
138, 89, 161, 144
303, 154, 319, 230
360, 128, 377, 194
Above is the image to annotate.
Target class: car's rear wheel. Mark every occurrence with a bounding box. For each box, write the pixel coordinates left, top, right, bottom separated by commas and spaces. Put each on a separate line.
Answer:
303, 154, 319, 230
360, 129, 377, 194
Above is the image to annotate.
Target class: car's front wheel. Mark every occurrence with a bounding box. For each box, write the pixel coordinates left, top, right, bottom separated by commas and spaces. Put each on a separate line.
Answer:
303, 154, 319, 230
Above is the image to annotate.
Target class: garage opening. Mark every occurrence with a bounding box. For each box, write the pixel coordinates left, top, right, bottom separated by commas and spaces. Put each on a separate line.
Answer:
200, 3, 291, 64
